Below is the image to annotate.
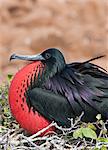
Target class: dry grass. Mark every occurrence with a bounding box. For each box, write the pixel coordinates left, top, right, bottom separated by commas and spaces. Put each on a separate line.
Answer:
0, 111, 108, 149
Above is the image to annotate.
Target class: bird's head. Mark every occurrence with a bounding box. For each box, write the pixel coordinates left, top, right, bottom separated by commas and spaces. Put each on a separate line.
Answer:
10, 48, 66, 76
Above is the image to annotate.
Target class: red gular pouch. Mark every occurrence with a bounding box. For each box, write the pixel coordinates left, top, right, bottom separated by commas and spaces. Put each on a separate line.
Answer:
9, 61, 55, 135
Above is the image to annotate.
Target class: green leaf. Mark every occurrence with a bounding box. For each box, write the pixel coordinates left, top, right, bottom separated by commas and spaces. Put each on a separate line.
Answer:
73, 127, 97, 139
99, 120, 104, 125
100, 145, 107, 150
96, 114, 101, 120
97, 137, 108, 142
73, 128, 83, 139
87, 123, 96, 131
82, 127, 97, 139
7, 74, 13, 81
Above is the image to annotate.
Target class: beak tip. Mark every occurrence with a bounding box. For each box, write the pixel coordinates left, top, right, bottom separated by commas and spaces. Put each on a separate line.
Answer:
9, 54, 16, 61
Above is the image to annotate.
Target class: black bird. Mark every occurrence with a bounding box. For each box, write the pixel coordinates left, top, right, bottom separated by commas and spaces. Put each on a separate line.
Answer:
9, 48, 108, 134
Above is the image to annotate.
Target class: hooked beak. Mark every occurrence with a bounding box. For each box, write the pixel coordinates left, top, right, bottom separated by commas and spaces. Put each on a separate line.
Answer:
10, 53, 45, 61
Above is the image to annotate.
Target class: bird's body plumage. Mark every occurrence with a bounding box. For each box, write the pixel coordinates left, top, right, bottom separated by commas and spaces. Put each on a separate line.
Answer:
9, 48, 108, 134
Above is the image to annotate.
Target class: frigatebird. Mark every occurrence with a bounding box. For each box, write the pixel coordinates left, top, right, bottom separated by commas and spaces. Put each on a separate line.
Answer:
9, 48, 108, 134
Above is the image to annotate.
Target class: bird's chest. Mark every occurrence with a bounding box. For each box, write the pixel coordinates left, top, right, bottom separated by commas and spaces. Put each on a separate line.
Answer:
9, 61, 52, 134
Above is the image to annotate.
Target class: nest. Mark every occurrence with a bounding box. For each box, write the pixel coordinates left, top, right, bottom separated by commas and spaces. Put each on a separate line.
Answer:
0, 112, 108, 150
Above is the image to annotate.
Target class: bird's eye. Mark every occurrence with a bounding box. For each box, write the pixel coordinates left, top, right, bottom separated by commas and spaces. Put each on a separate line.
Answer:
45, 53, 51, 59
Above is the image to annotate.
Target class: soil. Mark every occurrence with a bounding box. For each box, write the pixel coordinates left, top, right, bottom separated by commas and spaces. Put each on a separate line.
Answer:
0, 0, 107, 82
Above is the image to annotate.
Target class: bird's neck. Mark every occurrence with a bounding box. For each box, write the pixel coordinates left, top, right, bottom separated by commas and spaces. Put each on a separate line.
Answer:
45, 61, 65, 77
35, 62, 65, 88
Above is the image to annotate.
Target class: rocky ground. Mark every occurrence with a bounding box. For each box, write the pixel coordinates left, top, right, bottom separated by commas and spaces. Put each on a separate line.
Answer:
0, 0, 107, 81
